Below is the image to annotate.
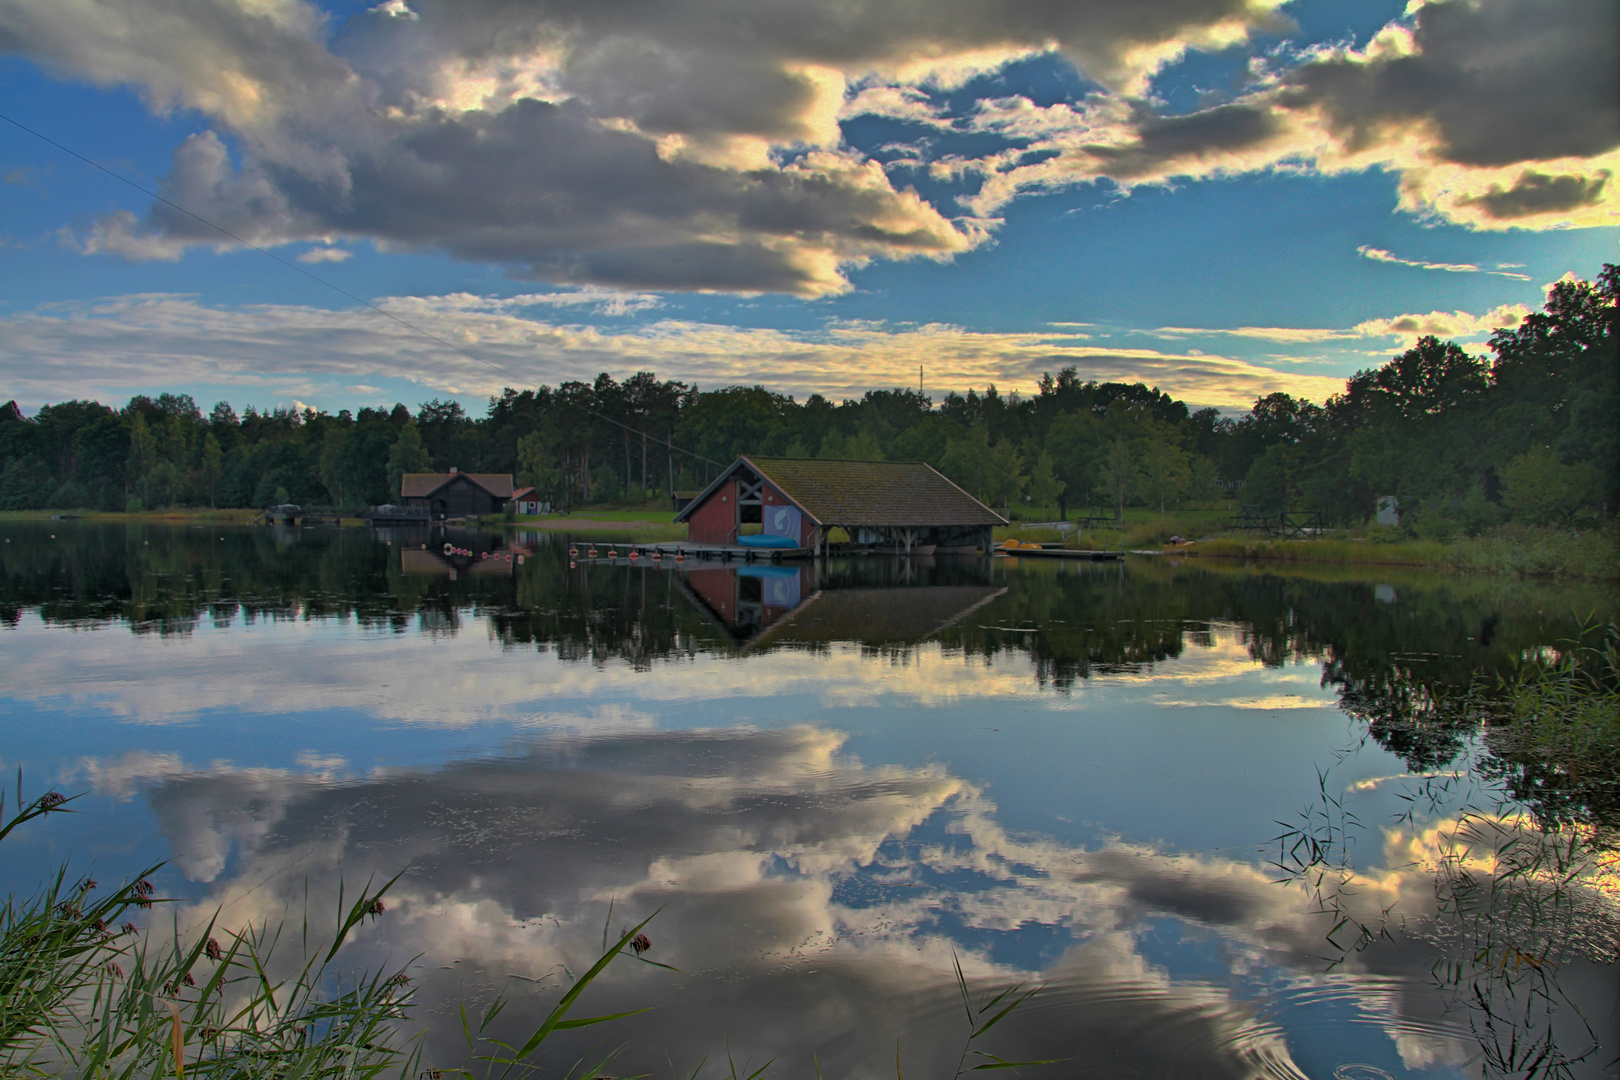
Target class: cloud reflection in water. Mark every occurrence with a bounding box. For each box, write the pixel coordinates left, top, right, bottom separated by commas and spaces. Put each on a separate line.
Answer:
88, 725, 1507, 1080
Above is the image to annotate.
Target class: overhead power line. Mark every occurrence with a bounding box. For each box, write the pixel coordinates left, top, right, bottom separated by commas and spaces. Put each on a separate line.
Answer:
0, 110, 722, 467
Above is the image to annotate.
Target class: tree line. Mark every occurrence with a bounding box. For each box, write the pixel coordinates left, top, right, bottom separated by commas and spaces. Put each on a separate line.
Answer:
1, 265, 1613, 530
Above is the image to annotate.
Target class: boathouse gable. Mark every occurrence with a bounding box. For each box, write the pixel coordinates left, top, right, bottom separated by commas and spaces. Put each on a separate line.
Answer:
685, 479, 740, 544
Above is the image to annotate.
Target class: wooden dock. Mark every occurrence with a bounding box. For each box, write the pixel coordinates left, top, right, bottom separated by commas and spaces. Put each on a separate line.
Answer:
563, 539, 812, 564
996, 546, 1123, 561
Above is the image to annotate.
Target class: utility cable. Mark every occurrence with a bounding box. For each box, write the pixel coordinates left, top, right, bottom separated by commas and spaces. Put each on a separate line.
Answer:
0, 110, 723, 467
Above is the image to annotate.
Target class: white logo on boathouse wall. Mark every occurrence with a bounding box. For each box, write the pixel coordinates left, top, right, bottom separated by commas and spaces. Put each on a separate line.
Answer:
767, 505, 801, 539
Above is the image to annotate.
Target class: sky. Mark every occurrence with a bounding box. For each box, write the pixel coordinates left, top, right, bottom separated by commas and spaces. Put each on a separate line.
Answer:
1, 0, 1616, 415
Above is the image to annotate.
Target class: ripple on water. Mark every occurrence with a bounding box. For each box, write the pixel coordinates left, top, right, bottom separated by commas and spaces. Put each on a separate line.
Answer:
1016, 977, 1310, 1079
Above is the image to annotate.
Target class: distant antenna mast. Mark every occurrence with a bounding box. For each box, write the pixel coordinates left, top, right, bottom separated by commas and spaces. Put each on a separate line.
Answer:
919, 365, 924, 395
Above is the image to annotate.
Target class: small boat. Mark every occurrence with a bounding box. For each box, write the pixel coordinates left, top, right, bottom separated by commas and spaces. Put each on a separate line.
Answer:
737, 534, 799, 549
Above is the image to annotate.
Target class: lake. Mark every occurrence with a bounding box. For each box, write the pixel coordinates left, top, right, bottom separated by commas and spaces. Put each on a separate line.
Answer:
1, 521, 1616, 1079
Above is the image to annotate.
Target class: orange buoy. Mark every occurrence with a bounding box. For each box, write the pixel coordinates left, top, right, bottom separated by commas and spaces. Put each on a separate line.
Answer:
674, 552, 685, 563
569, 560, 576, 569
651, 550, 662, 560
588, 547, 598, 557
607, 549, 618, 559
629, 550, 639, 560
568, 546, 578, 556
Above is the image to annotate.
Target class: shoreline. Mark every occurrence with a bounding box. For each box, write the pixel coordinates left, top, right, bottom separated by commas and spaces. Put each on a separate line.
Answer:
5, 510, 1612, 581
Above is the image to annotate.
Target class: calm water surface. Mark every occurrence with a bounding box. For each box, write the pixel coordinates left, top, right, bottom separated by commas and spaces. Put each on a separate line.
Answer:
1, 523, 1615, 1079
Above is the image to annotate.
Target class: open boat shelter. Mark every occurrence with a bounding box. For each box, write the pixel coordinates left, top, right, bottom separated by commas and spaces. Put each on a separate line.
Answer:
400, 469, 516, 520
674, 457, 1005, 555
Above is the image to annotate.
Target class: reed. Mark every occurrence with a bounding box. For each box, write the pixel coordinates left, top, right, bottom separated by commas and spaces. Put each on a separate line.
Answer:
1268, 627, 1620, 1079
0, 779, 667, 1080
4, 784, 1049, 1080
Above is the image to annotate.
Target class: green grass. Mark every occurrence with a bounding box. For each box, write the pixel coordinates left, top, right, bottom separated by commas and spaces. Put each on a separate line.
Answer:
542, 524, 687, 542
998, 513, 1617, 581
1191, 526, 1617, 580
518, 507, 678, 523
1190, 535, 1451, 565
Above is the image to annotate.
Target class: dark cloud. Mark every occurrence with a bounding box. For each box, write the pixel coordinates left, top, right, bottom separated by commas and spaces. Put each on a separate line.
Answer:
4, 0, 1300, 293
340, 0, 1291, 93
1278, 0, 1620, 166
1457, 169, 1611, 219
1084, 103, 1280, 178
8, 0, 1615, 288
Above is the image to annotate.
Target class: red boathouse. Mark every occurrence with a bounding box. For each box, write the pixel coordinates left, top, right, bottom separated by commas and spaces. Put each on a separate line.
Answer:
674, 457, 1005, 554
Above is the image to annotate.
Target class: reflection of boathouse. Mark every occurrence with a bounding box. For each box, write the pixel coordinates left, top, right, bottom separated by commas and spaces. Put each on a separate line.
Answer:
678, 563, 1005, 649
397, 528, 531, 579
675, 457, 1005, 554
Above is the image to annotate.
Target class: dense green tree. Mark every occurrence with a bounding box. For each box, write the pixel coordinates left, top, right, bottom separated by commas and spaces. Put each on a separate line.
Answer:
1096, 438, 1138, 523
0, 264, 1612, 525
385, 423, 433, 499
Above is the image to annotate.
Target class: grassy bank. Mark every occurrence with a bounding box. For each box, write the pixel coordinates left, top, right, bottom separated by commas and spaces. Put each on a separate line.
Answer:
994, 516, 1617, 581
1186, 527, 1617, 581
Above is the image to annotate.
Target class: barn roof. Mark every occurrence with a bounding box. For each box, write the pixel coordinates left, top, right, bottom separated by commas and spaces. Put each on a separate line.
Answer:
400, 472, 516, 498
675, 457, 1004, 527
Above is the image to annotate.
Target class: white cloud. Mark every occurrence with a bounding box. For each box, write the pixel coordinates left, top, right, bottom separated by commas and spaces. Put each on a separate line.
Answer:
0, 292, 1350, 410
951, 0, 1620, 230
1153, 325, 1360, 343
369, 0, 417, 19
2, 0, 1609, 297
1351, 302, 1531, 344
297, 246, 352, 263
1150, 297, 1536, 351
1356, 245, 1531, 280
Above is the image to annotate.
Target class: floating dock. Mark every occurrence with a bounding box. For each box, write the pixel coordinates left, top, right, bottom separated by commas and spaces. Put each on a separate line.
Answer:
997, 545, 1124, 561
564, 540, 812, 564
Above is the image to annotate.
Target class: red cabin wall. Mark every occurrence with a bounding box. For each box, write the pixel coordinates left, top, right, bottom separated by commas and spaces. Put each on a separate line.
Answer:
684, 568, 736, 618
687, 480, 737, 544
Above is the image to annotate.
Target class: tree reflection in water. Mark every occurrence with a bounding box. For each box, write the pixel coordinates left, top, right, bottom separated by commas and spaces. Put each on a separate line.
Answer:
1272, 627, 1620, 1079
2, 522, 1616, 1076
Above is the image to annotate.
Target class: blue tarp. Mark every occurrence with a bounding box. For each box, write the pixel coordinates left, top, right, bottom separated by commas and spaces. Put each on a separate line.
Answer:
738, 533, 798, 549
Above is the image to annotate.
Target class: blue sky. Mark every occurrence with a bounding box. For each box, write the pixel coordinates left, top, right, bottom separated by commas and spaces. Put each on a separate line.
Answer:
1, 0, 1615, 413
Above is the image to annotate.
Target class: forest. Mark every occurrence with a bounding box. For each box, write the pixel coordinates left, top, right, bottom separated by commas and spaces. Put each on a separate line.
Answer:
1, 264, 1613, 534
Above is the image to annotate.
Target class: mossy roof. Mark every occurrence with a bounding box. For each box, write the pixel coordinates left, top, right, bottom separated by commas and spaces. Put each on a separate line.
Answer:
400, 472, 515, 498
677, 457, 1004, 527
